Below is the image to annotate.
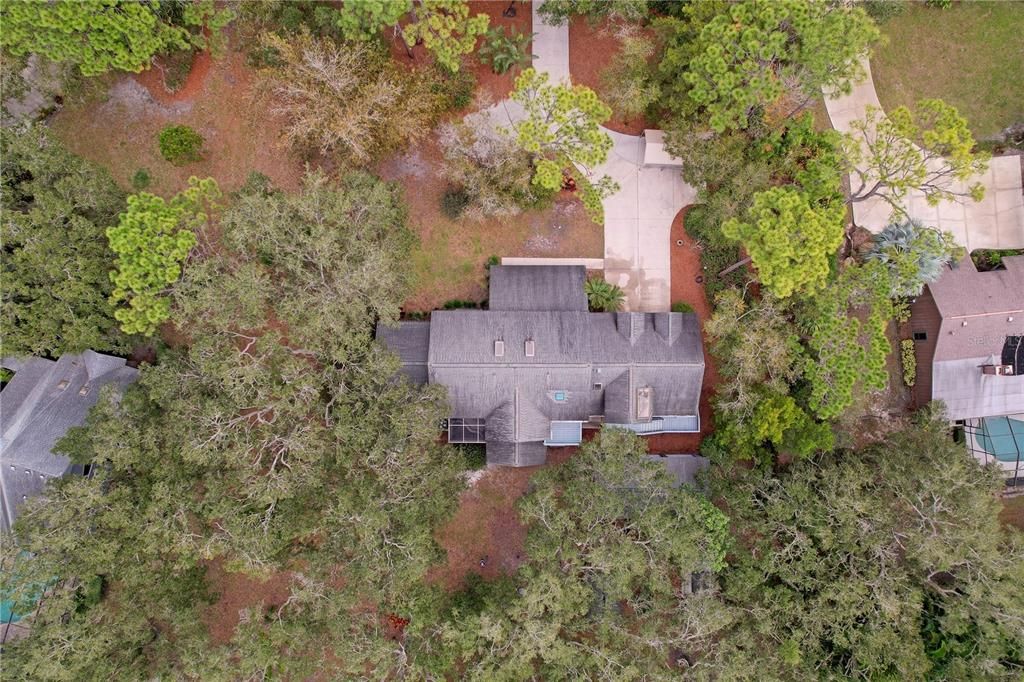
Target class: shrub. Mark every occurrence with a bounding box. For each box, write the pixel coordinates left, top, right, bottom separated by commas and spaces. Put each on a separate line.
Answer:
438, 112, 548, 219
441, 188, 471, 219
599, 33, 659, 121
442, 299, 481, 310
900, 339, 917, 387
865, 220, 960, 297
686, 205, 748, 303
131, 168, 151, 190
861, 0, 907, 22
456, 443, 487, 470
258, 33, 443, 164
671, 301, 694, 313
478, 27, 534, 75
438, 66, 477, 110
160, 49, 194, 92
158, 125, 204, 165
585, 277, 625, 312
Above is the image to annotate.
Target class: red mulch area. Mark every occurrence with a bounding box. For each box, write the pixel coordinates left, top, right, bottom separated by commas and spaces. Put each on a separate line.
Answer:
200, 559, 294, 646
133, 50, 213, 104
646, 206, 720, 455
428, 447, 576, 591
568, 16, 655, 135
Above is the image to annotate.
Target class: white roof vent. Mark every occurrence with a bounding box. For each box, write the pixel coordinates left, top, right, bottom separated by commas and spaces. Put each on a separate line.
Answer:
494, 340, 505, 357
525, 339, 536, 357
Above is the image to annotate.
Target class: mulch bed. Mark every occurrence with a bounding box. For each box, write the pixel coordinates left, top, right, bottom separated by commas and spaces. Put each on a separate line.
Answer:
645, 206, 720, 454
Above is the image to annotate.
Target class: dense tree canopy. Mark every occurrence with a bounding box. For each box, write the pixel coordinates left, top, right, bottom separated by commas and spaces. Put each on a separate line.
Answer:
443, 429, 732, 680
707, 413, 1024, 679
722, 186, 846, 299
647, 0, 876, 129
678, 0, 879, 131
1, 123, 127, 357
107, 177, 220, 336
0, 0, 229, 76
336, 0, 489, 72
3, 171, 464, 678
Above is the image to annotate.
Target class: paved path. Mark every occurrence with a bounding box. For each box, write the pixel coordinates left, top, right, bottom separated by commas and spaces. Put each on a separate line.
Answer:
824, 58, 1024, 250
528, 2, 694, 311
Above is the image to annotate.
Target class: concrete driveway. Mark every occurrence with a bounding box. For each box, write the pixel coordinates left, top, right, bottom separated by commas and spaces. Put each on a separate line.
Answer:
531, 2, 695, 311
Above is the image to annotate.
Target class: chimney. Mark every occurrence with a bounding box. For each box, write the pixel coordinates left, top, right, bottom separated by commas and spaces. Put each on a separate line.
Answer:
494, 340, 505, 357
525, 339, 536, 357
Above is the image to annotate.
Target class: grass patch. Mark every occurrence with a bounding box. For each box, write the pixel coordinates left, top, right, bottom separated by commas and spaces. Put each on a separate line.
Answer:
872, 1, 1024, 139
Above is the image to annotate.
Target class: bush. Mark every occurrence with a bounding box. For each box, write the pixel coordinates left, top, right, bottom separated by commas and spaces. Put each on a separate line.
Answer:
429, 65, 477, 110
258, 33, 443, 164
442, 299, 481, 310
455, 444, 487, 470
160, 49, 194, 93
158, 125, 204, 165
861, 0, 907, 22
438, 112, 548, 219
671, 301, 694, 313
900, 339, 917, 387
478, 27, 534, 75
599, 33, 659, 121
686, 205, 748, 303
441, 188, 471, 219
131, 168, 151, 190
585, 277, 625, 312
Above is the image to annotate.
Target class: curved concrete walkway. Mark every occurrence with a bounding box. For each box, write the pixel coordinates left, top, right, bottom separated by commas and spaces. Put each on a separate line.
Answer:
824, 58, 1024, 251
527, 2, 695, 311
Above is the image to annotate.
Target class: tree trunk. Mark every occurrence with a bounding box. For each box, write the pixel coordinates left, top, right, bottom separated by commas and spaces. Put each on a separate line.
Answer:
719, 257, 751, 277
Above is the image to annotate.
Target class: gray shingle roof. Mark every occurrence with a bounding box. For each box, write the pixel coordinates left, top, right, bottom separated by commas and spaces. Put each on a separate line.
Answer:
376, 266, 705, 467
0, 351, 138, 532
923, 257, 1024, 419
488, 265, 588, 312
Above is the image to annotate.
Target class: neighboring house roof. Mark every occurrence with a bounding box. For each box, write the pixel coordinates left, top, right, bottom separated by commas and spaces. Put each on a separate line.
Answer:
377, 266, 705, 467
0, 351, 138, 533
923, 256, 1024, 420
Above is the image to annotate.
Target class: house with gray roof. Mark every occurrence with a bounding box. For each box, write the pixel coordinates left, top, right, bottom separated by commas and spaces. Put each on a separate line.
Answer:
377, 265, 705, 467
908, 255, 1024, 481
1, 351, 138, 533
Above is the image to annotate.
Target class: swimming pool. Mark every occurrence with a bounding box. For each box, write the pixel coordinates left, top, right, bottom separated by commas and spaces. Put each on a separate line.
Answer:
976, 416, 1024, 462
0, 599, 21, 623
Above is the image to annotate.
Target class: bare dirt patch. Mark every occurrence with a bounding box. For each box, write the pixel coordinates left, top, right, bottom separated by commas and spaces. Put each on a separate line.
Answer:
999, 494, 1024, 532
377, 133, 603, 311
429, 447, 576, 591
646, 206, 720, 454
568, 16, 655, 135
200, 559, 294, 646
50, 38, 305, 198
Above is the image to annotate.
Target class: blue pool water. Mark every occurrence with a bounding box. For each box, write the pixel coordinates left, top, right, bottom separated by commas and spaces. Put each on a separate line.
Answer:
977, 416, 1024, 462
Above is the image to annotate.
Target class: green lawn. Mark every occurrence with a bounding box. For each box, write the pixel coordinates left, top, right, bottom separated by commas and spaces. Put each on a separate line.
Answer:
871, 1, 1024, 139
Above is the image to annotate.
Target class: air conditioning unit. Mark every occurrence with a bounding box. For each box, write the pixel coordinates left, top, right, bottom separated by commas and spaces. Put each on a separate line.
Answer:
982, 364, 1014, 376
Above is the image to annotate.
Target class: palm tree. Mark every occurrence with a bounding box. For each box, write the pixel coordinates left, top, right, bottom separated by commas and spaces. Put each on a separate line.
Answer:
585, 278, 625, 312
865, 220, 961, 297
